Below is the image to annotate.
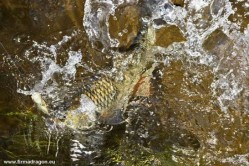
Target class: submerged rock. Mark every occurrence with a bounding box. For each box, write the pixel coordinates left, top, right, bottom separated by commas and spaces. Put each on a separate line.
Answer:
228, 0, 249, 32
171, 0, 185, 7
202, 29, 233, 57
211, 0, 226, 16
154, 25, 186, 47
109, 5, 141, 50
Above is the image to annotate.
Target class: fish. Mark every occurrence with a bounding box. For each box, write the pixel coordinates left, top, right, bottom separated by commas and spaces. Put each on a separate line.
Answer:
59, 76, 122, 130
81, 76, 118, 114
32, 25, 157, 131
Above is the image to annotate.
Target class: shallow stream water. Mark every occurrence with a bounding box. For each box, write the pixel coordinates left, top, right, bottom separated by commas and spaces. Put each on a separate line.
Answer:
0, 0, 249, 165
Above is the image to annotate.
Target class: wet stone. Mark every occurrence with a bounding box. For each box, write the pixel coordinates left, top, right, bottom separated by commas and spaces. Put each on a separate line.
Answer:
0, 0, 83, 41
154, 25, 186, 48
109, 5, 141, 50
158, 60, 215, 151
202, 29, 233, 57
211, 0, 226, 16
171, 0, 185, 7
195, 6, 212, 29
228, 0, 249, 32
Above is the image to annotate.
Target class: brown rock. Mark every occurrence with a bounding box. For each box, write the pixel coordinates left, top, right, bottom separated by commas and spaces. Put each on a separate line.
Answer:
228, 0, 249, 32
154, 25, 186, 47
171, 0, 185, 7
109, 5, 141, 50
202, 29, 233, 57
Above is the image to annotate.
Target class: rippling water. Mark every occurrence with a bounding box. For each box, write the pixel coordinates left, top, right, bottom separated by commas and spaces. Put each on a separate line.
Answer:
0, 0, 249, 165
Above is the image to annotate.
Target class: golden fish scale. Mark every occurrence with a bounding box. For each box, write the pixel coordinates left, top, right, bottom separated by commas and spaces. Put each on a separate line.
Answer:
83, 77, 117, 113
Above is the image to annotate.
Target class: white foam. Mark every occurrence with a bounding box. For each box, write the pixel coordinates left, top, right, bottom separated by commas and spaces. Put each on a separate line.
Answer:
62, 51, 82, 81
189, 0, 209, 11
76, 94, 97, 121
